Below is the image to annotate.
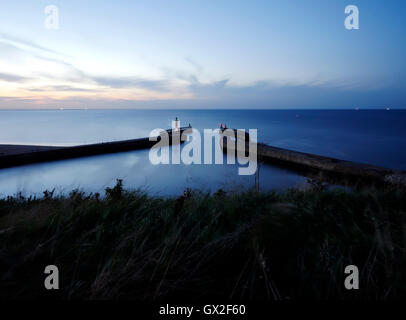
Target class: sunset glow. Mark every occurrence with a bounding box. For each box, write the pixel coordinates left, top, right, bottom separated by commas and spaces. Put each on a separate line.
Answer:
1, 0, 405, 109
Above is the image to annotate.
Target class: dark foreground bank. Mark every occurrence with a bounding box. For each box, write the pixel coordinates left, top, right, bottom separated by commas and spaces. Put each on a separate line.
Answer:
0, 181, 405, 300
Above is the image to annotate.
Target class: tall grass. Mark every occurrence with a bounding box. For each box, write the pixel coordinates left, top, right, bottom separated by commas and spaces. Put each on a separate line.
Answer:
0, 180, 405, 300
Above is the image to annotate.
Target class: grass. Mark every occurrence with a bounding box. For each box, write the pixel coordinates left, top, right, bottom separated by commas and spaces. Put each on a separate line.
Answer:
0, 180, 405, 300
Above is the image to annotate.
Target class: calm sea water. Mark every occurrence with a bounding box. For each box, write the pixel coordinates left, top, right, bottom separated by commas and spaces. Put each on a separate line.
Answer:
0, 109, 405, 197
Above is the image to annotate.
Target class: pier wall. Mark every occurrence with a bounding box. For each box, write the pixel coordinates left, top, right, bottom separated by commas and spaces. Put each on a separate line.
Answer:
0, 128, 191, 169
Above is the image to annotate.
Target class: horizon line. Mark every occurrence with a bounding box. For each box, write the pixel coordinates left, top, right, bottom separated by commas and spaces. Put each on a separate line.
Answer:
0, 107, 405, 111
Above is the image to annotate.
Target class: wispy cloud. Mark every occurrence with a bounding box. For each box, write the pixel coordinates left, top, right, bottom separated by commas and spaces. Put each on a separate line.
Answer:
0, 32, 67, 57
26, 85, 98, 93
1, 31, 404, 109
185, 57, 203, 74
0, 32, 179, 94
0, 72, 31, 83
91, 76, 171, 91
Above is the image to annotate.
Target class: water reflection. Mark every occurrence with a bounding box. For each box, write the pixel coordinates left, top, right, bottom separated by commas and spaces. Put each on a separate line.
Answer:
0, 146, 307, 198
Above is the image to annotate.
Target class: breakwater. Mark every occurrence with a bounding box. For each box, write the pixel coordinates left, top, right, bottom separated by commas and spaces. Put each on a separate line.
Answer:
220, 128, 406, 187
0, 127, 191, 169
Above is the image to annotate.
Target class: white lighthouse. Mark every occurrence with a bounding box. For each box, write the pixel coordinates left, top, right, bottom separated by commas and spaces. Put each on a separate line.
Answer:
174, 117, 180, 132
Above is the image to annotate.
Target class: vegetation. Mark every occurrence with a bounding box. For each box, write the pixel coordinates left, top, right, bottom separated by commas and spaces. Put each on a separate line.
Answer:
0, 180, 405, 300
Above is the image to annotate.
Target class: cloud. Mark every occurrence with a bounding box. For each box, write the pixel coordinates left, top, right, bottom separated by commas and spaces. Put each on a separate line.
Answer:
27, 85, 97, 93
185, 57, 203, 73
1, 32, 177, 93
0, 32, 66, 57
2, 77, 405, 110
0, 72, 31, 83
33, 54, 88, 81
91, 76, 171, 91
1, 33, 405, 109
0, 32, 88, 85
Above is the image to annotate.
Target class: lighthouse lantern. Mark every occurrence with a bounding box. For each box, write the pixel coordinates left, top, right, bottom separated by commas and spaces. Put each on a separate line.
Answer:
174, 117, 180, 131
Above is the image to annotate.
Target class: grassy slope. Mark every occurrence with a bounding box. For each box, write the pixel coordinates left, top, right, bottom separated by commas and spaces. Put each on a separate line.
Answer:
0, 181, 405, 300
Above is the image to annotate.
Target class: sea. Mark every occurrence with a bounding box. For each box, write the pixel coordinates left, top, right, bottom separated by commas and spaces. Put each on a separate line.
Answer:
0, 109, 405, 197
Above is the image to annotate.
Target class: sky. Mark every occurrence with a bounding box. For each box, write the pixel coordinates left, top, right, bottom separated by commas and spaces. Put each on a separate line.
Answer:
0, 0, 405, 109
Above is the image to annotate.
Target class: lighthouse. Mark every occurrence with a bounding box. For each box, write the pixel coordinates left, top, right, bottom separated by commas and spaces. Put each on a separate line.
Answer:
174, 117, 180, 132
